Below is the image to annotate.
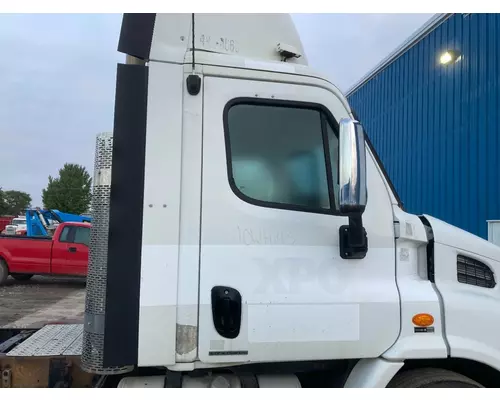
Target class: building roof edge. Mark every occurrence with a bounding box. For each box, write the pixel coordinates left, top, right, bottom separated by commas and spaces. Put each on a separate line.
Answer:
345, 13, 453, 97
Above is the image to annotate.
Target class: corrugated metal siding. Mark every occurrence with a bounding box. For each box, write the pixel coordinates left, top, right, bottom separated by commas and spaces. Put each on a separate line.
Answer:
348, 13, 500, 239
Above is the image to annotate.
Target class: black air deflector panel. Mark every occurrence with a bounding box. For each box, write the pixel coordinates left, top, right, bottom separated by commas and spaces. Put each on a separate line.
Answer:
118, 13, 156, 60
102, 63, 149, 367
457, 255, 496, 289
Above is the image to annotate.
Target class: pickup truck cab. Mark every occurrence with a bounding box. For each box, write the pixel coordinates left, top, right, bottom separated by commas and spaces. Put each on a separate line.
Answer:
0, 221, 89, 284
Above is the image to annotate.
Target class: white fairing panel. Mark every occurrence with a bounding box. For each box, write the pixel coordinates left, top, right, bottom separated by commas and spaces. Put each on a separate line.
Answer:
137, 61, 184, 367
425, 215, 500, 371
198, 72, 400, 364
383, 208, 447, 361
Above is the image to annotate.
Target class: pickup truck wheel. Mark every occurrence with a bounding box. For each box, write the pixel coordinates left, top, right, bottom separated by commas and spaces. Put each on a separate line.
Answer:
387, 368, 483, 388
11, 273, 34, 281
0, 259, 8, 285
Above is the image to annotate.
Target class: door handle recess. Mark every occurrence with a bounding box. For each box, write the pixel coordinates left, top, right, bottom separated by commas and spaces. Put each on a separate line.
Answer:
68, 247, 77, 253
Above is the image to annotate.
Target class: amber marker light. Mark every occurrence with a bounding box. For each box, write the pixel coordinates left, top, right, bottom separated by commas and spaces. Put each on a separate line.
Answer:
412, 313, 434, 327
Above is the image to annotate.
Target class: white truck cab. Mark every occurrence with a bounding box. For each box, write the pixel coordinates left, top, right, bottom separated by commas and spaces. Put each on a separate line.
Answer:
77, 13, 500, 388
3, 216, 27, 236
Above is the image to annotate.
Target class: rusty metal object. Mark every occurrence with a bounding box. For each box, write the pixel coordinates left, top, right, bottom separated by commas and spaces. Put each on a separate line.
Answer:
0, 356, 94, 388
2, 368, 12, 388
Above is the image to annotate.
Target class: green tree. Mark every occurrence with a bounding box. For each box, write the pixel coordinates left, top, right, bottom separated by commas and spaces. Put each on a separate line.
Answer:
42, 163, 92, 215
0, 188, 7, 215
3, 190, 32, 215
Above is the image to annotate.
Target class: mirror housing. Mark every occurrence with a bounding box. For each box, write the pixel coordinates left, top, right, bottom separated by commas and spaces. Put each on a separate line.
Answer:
338, 118, 367, 215
337, 118, 368, 260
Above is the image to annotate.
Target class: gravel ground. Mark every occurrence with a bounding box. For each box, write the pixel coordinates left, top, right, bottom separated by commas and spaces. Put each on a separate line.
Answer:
0, 276, 86, 329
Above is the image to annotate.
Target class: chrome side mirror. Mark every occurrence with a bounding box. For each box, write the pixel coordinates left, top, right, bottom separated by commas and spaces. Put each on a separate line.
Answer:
338, 118, 367, 215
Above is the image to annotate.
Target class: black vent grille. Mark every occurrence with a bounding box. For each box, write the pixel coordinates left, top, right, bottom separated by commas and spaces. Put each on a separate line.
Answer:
457, 255, 496, 289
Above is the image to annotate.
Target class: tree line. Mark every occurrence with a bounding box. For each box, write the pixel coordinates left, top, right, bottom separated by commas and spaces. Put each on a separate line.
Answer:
1, 163, 92, 216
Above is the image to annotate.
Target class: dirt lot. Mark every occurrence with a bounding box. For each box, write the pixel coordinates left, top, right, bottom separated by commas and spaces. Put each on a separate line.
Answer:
0, 276, 86, 329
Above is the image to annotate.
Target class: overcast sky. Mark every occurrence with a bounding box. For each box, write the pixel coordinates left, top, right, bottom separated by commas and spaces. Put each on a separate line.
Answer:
0, 13, 433, 207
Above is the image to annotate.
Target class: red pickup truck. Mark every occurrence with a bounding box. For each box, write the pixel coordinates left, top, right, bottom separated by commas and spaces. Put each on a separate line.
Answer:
0, 222, 90, 285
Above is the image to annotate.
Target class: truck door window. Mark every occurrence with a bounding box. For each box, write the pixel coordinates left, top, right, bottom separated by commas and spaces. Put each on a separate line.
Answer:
225, 100, 339, 214
59, 227, 72, 243
232, 158, 275, 202
73, 227, 90, 246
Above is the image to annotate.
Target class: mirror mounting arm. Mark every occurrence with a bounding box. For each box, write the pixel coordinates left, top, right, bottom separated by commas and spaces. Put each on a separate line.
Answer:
339, 215, 368, 260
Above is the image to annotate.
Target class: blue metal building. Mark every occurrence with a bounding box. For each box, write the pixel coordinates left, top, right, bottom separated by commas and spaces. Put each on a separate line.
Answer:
347, 13, 500, 240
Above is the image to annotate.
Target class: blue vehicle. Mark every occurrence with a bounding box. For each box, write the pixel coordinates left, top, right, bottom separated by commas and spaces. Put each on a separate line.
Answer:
24, 208, 91, 237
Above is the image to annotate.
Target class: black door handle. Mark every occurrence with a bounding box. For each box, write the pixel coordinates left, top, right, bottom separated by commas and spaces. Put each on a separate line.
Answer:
211, 286, 242, 339
68, 247, 77, 253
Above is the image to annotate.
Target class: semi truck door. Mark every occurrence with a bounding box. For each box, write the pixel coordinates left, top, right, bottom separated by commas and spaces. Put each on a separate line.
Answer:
198, 75, 400, 364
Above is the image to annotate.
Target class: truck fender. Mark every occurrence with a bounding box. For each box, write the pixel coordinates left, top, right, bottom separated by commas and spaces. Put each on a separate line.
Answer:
343, 358, 404, 388
0, 248, 12, 265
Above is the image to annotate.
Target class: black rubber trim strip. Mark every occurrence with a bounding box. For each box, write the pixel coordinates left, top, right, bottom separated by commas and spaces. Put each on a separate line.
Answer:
419, 216, 435, 283
102, 63, 148, 368
118, 13, 156, 60
321, 112, 337, 210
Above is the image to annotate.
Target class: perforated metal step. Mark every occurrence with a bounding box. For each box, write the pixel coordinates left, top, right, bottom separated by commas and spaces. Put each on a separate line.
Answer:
6, 324, 83, 357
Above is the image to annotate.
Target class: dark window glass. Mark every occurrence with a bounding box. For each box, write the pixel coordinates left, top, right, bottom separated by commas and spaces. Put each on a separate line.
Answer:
226, 102, 338, 212
73, 227, 90, 246
59, 227, 72, 243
